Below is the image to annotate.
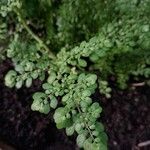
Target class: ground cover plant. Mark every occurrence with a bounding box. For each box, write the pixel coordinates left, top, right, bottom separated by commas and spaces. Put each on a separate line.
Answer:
0, 0, 150, 150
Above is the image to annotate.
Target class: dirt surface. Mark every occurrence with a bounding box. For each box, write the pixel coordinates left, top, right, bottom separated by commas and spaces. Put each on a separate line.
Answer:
0, 60, 150, 150
100, 85, 150, 150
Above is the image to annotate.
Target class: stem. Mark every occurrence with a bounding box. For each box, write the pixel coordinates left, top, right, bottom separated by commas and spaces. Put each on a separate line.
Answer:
14, 9, 56, 59
132, 82, 145, 87
138, 140, 150, 147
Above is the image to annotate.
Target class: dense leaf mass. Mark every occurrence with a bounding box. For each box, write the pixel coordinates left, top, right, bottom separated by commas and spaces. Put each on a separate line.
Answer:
1, 0, 150, 149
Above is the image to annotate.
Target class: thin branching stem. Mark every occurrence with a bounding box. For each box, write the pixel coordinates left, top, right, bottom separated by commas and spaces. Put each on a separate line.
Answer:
14, 9, 56, 59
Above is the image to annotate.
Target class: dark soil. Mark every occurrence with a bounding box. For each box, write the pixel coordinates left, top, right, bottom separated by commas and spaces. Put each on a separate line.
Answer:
0, 60, 150, 150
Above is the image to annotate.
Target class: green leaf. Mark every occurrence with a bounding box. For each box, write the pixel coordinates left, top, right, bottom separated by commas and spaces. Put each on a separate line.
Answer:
31, 71, 39, 79
5, 70, 17, 88
39, 72, 45, 81
78, 73, 86, 82
25, 62, 34, 71
76, 134, 86, 148
106, 87, 112, 93
91, 102, 101, 110
75, 123, 82, 133
33, 92, 46, 101
80, 101, 88, 109
42, 83, 52, 90
83, 139, 106, 150
85, 97, 92, 105
50, 96, 58, 109
31, 100, 50, 114
99, 132, 108, 145
54, 107, 72, 129
142, 25, 149, 32
66, 125, 75, 136
98, 142, 108, 150
31, 92, 50, 114
104, 39, 113, 48
26, 77, 32, 88
92, 131, 99, 136
47, 72, 56, 83
56, 119, 70, 128
82, 90, 91, 97
89, 124, 95, 130
16, 79, 23, 89
90, 54, 99, 62
95, 122, 105, 133
15, 65, 24, 73
62, 94, 69, 102
83, 139, 93, 150
86, 74, 97, 85
78, 59, 87, 67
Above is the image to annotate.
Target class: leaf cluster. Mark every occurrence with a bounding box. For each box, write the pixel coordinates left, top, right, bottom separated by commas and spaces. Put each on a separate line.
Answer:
1, 0, 150, 149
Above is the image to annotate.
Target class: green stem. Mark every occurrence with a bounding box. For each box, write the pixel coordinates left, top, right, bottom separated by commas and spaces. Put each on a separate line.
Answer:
14, 9, 56, 59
